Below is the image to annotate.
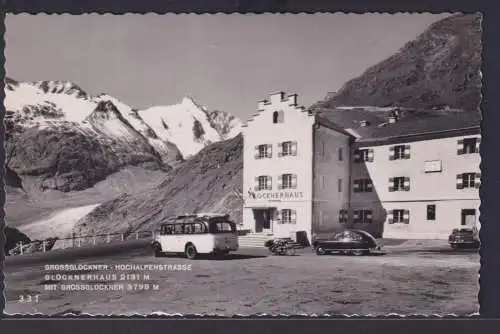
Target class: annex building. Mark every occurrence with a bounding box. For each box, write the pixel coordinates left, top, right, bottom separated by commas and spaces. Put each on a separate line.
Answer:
241, 92, 481, 242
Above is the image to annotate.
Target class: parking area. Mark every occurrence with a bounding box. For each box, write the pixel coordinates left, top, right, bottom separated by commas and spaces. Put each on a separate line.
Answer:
4, 242, 479, 316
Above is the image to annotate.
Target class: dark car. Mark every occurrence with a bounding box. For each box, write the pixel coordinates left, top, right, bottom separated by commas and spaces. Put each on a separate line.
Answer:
312, 229, 382, 256
448, 228, 480, 249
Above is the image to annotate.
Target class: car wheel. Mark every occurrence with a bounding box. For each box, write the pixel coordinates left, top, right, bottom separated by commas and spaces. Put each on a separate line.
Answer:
450, 244, 457, 249
316, 247, 326, 255
185, 244, 198, 260
351, 250, 363, 256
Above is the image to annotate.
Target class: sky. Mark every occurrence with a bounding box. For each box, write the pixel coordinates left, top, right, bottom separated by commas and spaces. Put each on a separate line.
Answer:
5, 13, 452, 120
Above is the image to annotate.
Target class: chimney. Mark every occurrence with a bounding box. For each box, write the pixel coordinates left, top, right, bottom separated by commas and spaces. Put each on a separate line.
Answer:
359, 120, 370, 127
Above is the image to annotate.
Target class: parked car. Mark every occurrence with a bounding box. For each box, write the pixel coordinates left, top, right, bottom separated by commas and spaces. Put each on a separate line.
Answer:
312, 229, 382, 256
448, 228, 480, 249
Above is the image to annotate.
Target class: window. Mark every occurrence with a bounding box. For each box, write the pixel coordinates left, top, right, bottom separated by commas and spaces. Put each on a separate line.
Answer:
338, 178, 343, 193
389, 176, 410, 192
338, 147, 343, 161
279, 173, 297, 189
255, 144, 272, 159
174, 224, 184, 234
457, 137, 480, 155
278, 141, 297, 157
321, 175, 326, 190
280, 209, 296, 224
255, 175, 272, 191
339, 209, 348, 223
353, 210, 373, 224
389, 209, 409, 224
322, 142, 326, 156
209, 220, 236, 233
427, 205, 436, 221
390, 145, 410, 160
353, 179, 373, 193
457, 172, 480, 189
272, 110, 284, 124
354, 148, 374, 163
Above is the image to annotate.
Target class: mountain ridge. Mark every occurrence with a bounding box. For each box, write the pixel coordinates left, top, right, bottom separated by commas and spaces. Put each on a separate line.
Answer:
314, 13, 482, 111
4, 78, 242, 193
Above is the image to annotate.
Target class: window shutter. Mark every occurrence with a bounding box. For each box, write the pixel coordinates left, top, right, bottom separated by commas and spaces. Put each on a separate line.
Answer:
403, 210, 410, 224
275, 210, 282, 222
266, 176, 272, 190
354, 150, 361, 162
254, 176, 260, 191
291, 174, 298, 189
403, 177, 410, 191
291, 210, 297, 224
456, 174, 464, 190
457, 139, 464, 155
388, 177, 395, 192
254, 145, 260, 159
367, 149, 374, 162
291, 141, 298, 156
475, 138, 481, 153
353, 181, 360, 193
267, 144, 272, 158
277, 175, 283, 190
388, 210, 394, 224
339, 210, 344, 222
366, 211, 373, 222
475, 172, 481, 188
404, 145, 411, 159
278, 142, 283, 157
353, 211, 360, 221
389, 146, 395, 161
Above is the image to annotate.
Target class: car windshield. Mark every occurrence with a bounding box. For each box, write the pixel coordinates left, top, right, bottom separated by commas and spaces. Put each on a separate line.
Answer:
208, 219, 236, 234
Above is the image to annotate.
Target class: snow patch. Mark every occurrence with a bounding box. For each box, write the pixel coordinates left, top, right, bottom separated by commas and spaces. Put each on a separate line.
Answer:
18, 204, 100, 240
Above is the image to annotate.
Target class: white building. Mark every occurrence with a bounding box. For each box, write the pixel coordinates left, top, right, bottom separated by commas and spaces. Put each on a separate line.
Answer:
241, 92, 481, 243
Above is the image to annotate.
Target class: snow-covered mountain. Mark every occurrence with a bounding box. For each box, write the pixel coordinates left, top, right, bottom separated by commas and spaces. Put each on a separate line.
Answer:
138, 97, 242, 158
4, 78, 242, 192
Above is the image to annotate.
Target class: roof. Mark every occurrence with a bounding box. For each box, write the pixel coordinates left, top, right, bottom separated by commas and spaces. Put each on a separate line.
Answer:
311, 107, 481, 144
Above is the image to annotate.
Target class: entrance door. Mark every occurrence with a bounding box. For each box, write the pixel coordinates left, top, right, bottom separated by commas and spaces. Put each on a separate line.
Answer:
253, 209, 273, 234
461, 209, 476, 227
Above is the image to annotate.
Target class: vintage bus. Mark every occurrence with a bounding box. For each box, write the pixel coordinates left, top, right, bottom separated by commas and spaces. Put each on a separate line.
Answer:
151, 213, 239, 259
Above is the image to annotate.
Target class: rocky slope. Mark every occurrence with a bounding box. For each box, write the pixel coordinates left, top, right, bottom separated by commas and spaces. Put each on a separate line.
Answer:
314, 13, 482, 112
74, 13, 482, 237
4, 78, 242, 193
75, 134, 244, 236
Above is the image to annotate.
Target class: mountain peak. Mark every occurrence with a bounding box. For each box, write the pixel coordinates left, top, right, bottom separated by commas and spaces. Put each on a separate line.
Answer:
315, 13, 482, 111
31, 80, 88, 99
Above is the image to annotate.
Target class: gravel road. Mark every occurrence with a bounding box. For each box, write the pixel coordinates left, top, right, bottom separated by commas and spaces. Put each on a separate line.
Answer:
4, 244, 479, 316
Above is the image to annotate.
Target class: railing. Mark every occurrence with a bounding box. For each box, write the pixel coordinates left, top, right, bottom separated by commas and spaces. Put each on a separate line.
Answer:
10, 230, 156, 256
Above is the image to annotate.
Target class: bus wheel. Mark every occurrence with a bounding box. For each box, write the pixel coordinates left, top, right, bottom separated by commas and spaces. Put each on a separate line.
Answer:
185, 244, 198, 260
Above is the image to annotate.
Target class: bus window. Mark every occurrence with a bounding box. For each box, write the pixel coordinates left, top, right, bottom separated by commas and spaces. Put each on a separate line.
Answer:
193, 222, 206, 234
185, 224, 193, 234
165, 225, 173, 235
208, 219, 236, 234
174, 224, 184, 234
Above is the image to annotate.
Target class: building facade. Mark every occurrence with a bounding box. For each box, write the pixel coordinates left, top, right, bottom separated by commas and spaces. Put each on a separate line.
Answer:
242, 92, 481, 242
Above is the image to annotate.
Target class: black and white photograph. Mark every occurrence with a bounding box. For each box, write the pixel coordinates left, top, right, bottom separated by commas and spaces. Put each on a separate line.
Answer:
3, 12, 482, 316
